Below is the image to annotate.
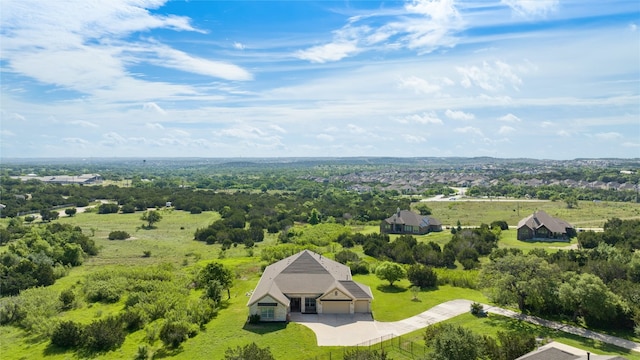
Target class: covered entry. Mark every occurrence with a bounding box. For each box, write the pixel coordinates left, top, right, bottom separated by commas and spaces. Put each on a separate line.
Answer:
322, 300, 350, 314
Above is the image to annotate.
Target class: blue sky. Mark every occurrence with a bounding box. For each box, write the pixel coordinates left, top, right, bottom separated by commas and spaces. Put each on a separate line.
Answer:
1, 0, 638, 159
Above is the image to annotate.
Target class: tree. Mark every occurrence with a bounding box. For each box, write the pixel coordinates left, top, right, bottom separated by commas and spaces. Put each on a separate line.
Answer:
375, 261, 406, 286
198, 262, 233, 299
558, 272, 621, 324
64, 208, 77, 217
343, 348, 391, 360
224, 342, 275, 360
415, 203, 432, 215
479, 254, 559, 312
51, 320, 83, 348
425, 323, 480, 360
159, 321, 191, 349
407, 264, 437, 288
40, 209, 59, 222
308, 208, 320, 225
141, 210, 162, 229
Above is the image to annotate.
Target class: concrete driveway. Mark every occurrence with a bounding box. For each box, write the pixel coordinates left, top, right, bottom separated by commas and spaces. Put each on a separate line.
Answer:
291, 299, 471, 346
292, 299, 640, 353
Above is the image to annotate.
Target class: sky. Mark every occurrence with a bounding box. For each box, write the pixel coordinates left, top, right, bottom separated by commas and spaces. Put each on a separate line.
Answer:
0, 0, 638, 159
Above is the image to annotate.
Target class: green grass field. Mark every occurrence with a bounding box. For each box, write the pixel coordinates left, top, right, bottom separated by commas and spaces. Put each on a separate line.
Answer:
2, 206, 639, 359
420, 199, 640, 228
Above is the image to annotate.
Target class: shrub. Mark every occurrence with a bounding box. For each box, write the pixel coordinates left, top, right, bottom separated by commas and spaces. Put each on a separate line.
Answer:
51, 320, 83, 348
407, 264, 438, 288
335, 249, 359, 264
190, 207, 202, 214
470, 302, 485, 316
83, 316, 125, 351
59, 288, 76, 310
98, 203, 120, 214
248, 313, 261, 324
159, 320, 192, 348
121, 204, 136, 214
135, 345, 150, 360
142, 250, 152, 258
85, 280, 122, 303
224, 342, 275, 360
490, 220, 509, 231
108, 230, 130, 240
349, 261, 370, 275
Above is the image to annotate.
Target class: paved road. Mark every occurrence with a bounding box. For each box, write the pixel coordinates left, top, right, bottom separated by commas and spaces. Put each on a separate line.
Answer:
292, 299, 640, 353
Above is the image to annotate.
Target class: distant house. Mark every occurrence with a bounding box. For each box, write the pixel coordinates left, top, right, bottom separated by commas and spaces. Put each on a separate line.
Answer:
517, 210, 574, 241
516, 341, 626, 360
380, 209, 442, 235
247, 250, 373, 322
13, 174, 103, 185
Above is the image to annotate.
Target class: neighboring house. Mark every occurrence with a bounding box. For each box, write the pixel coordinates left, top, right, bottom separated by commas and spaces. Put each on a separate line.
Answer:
517, 210, 574, 241
247, 250, 373, 322
13, 174, 103, 185
380, 209, 442, 235
516, 342, 626, 360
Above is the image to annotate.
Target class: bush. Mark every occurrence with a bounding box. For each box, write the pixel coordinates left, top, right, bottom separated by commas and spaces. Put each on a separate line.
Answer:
349, 261, 370, 275
407, 264, 438, 288
159, 320, 192, 348
59, 288, 75, 310
470, 302, 485, 316
490, 220, 509, 231
51, 320, 83, 348
108, 230, 130, 240
142, 250, 152, 258
190, 207, 203, 214
248, 313, 261, 324
121, 204, 136, 214
335, 249, 359, 264
224, 342, 275, 360
98, 203, 120, 214
83, 316, 125, 351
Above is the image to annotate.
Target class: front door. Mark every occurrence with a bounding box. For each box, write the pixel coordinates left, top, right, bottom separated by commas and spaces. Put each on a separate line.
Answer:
290, 297, 301, 312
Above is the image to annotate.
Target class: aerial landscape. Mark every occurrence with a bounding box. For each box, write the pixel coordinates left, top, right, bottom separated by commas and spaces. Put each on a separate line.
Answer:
1, 0, 639, 359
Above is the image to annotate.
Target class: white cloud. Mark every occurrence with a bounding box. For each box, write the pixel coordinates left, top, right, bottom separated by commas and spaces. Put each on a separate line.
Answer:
295, 41, 359, 63
398, 112, 443, 124
347, 124, 367, 134
398, 76, 440, 94
557, 130, 571, 137
498, 113, 522, 122
595, 132, 623, 140
405, 135, 426, 143
101, 132, 127, 146
146, 122, 164, 130
622, 142, 640, 147
0, 130, 16, 137
269, 124, 287, 134
143, 102, 167, 115
445, 109, 475, 120
498, 125, 515, 135
502, 0, 559, 17
233, 42, 246, 50
458, 60, 523, 91
454, 126, 483, 136
63, 137, 89, 146
69, 120, 99, 128
316, 134, 335, 142
541, 121, 554, 128
296, 0, 465, 63
0, 0, 251, 103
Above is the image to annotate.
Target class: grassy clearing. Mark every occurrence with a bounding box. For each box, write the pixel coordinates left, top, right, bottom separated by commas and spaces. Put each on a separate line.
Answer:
422, 200, 640, 228
2, 208, 638, 359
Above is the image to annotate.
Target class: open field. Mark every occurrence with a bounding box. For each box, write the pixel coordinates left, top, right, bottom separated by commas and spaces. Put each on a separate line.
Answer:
420, 199, 640, 228
2, 208, 639, 359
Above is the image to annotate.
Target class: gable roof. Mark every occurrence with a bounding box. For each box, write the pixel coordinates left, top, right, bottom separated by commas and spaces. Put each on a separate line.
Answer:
517, 210, 573, 234
248, 250, 371, 307
383, 210, 441, 227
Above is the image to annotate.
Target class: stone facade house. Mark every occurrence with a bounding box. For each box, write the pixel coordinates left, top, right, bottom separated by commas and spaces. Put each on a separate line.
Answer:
247, 250, 373, 322
380, 209, 442, 235
517, 210, 574, 241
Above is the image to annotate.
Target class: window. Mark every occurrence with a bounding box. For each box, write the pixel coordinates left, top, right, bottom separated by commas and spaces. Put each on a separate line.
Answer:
260, 307, 274, 320
305, 297, 317, 312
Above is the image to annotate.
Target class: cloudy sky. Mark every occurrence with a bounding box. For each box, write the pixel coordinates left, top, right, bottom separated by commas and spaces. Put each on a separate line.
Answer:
0, 0, 638, 159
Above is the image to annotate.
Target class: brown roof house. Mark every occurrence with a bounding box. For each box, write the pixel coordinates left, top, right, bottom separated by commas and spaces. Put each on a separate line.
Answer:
247, 250, 373, 322
380, 209, 442, 235
517, 210, 575, 241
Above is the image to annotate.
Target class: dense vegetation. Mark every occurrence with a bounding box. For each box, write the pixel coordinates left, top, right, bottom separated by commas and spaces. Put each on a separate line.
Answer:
0, 159, 638, 359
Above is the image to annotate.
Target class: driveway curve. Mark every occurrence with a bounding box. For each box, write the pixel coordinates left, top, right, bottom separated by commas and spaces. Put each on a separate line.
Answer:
291, 299, 640, 353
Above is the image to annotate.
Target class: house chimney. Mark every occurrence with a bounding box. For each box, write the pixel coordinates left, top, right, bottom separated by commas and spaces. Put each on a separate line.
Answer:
397, 207, 400, 216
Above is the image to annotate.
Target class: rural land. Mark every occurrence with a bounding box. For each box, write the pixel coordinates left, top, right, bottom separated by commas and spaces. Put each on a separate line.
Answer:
1, 157, 640, 360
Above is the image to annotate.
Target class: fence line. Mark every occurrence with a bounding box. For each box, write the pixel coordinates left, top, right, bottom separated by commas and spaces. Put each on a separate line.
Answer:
307, 334, 427, 360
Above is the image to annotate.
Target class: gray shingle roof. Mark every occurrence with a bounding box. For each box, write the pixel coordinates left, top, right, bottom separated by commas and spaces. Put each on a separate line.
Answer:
383, 210, 441, 227
247, 250, 372, 307
517, 210, 573, 234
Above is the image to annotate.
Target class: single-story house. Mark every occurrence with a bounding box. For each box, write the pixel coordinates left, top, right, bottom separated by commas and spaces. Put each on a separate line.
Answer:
516, 341, 626, 360
13, 174, 103, 185
247, 250, 373, 322
380, 209, 442, 235
517, 210, 574, 241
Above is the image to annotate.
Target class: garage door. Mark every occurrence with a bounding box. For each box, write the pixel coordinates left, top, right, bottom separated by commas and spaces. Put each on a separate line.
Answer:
322, 301, 350, 314
354, 300, 369, 313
